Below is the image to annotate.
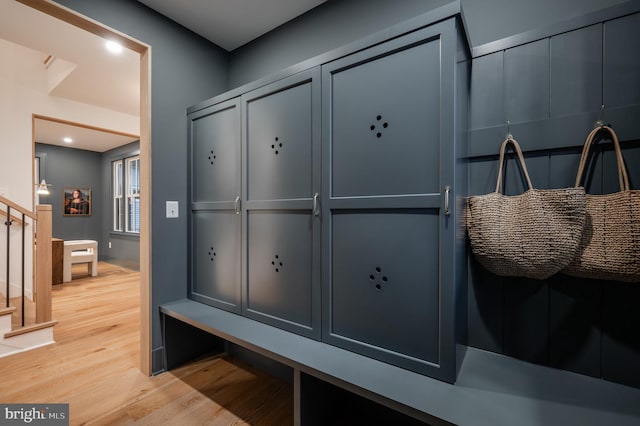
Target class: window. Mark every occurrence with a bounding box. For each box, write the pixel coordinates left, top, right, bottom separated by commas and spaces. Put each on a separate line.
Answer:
113, 161, 123, 231
126, 156, 140, 233
112, 154, 140, 234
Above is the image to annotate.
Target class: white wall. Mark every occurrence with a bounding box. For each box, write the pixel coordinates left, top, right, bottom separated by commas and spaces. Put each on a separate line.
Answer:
0, 48, 138, 299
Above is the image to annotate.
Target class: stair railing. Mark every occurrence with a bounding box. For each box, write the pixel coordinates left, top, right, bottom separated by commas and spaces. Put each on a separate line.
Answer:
0, 196, 52, 327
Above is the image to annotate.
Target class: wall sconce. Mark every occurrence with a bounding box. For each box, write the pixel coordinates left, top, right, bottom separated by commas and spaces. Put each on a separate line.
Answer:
36, 179, 52, 195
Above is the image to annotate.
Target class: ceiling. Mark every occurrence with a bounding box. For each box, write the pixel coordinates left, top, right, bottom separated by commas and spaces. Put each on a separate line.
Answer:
34, 118, 140, 153
1, 0, 326, 152
0, 0, 140, 152
137, 0, 328, 51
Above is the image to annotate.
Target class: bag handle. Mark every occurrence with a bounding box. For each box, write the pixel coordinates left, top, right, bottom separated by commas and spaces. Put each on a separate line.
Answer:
575, 125, 629, 191
495, 138, 534, 194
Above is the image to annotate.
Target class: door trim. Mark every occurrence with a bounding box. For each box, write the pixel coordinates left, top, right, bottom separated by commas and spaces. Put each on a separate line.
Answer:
20, 0, 153, 375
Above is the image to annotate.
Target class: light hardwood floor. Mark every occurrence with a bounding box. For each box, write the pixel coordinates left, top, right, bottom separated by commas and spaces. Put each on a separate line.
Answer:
1, 262, 293, 425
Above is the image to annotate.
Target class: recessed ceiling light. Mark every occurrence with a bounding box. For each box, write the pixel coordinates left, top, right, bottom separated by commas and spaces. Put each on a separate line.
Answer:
63, 137, 73, 143
105, 40, 123, 54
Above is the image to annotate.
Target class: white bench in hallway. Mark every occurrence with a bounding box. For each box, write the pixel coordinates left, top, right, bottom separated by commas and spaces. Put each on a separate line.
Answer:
63, 240, 98, 282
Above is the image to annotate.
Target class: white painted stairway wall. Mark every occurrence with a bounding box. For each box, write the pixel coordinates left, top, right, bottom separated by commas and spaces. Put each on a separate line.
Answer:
0, 307, 56, 358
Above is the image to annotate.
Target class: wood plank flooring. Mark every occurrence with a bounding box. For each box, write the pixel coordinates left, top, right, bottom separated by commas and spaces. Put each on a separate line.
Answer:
0, 262, 293, 425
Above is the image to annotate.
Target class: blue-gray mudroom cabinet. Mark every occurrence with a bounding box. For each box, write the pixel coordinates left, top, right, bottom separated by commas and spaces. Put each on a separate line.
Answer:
161, 1, 640, 424
166, 3, 470, 424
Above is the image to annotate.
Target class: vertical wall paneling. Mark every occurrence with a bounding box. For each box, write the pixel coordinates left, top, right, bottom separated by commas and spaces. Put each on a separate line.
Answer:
599, 139, 640, 388
469, 51, 504, 130
602, 139, 640, 193
503, 277, 550, 365
502, 152, 549, 194
602, 139, 623, 194
468, 51, 507, 155
468, 156, 499, 195
467, 257, 504, 353
550, 24, 603, 118
468, 7, 640, 389
621, 142, 640, 188
603, 12, 640, 142
548, 274, 602, 378
548, 150, 583, 189
548, 147, 603, 378
467, 158, 504, 353
504, 39, 550, 124
501, 152, 551, 365
604, 13, 640, 109
578, 141, 606, 195
602, 281, 640, 388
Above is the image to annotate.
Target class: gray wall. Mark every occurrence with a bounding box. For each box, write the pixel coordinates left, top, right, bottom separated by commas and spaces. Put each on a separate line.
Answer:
35, 141, 142, 270
54, 0, 229, 373
35, 143, 102, 244
228, 0, 629, 88
461, 0, 629, 46
228, 0, 452, 87
101, 141, 140, 270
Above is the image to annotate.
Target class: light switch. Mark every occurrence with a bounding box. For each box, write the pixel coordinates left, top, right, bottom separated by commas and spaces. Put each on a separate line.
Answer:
166, 201, 179, 218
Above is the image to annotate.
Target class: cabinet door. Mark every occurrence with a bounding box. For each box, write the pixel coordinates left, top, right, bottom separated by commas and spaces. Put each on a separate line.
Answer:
191, 99, 241, 203
242, 68, 321, 338
322, 22, 457, 380
189, 98, 242, 312
191, 210, 240, 310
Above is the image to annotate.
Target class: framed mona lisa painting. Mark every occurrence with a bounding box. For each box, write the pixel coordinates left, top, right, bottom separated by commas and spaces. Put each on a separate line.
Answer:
63, 188, 91, 216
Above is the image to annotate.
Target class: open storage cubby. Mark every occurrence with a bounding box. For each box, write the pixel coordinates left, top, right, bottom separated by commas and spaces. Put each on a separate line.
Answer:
298, 373, 428, 426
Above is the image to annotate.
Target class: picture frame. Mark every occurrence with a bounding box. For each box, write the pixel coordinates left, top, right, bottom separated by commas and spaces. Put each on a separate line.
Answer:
63, 187, 92, 216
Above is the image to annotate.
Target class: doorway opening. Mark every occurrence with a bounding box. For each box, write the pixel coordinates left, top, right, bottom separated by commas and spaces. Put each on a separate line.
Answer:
19, 0, 152, 374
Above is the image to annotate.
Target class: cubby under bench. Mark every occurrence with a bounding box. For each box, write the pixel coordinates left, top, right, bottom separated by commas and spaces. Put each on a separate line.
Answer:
160, 298, 640, 426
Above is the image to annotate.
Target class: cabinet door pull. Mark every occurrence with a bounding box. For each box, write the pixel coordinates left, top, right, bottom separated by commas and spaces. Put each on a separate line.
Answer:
313, 193, 320, 216
234, 196, 241, 215
444, 186, 451, 216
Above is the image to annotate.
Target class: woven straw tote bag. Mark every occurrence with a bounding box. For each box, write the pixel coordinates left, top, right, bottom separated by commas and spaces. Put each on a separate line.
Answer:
466, 138, 586, 280
562, 126, 640, 282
